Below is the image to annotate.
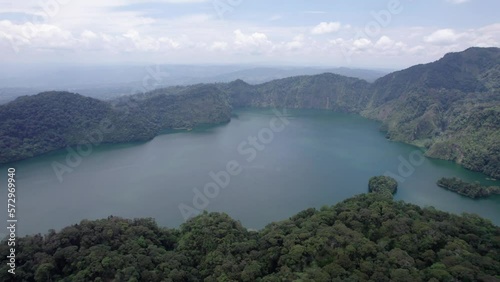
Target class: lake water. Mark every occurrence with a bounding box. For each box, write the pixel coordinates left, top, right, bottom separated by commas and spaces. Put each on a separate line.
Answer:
1, 108, 499, 236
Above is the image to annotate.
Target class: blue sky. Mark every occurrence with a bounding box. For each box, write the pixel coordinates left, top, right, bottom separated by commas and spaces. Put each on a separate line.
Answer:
0, 0, 499, 69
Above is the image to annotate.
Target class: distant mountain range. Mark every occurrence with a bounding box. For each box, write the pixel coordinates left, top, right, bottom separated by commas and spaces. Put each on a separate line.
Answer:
0, 66, 388, 104
0, 47, 498, 178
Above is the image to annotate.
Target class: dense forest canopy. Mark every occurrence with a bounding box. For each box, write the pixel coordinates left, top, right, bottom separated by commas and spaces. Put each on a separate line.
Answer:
437, 177, 500, 199
0, 85, 231, 164
368, 176, 398, 195
1, 193, 498, 282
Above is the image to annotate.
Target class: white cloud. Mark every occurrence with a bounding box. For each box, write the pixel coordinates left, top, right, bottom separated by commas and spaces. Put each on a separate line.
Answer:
81, 30, 97, 40
234, 29, 272, 49
123, 30, 157, 51
375, 36, 395, 49
209, 41, 228, 51
285, 34, 305, 51
353, 38, 372, 50
311, 22, 341, 35
0, 20, 75, 51
424, 29, 462, 45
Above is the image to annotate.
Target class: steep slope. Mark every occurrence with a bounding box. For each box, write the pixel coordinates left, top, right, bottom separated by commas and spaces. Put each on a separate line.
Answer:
366, 47, 499, 109
1, 193, 498, 281
108, 84, 231, 142
0, 85, 231, 163
0, 92, 114, 162
223, 73, 370, 112
362, 47, 500, 178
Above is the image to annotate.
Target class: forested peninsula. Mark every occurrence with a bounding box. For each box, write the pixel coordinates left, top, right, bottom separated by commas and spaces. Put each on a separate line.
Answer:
437, 177, 500, 199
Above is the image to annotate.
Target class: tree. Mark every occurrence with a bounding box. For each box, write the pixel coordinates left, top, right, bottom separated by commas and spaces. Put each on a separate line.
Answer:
368, 176, 398, 195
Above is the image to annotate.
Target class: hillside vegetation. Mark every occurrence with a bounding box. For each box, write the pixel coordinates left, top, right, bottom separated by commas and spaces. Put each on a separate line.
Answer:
368, 176, 398, 195
0, 85, 231, 163
221, 73, 370, 112
1, 193, 498, 282
362, 48, 500, 179
437, 177, 500, 199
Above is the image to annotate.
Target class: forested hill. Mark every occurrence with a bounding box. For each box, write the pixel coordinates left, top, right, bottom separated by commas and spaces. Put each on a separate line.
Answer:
1, 193, 499, 281
223, 47, 500, 178
0, 85, 231, 163
362, 47, 500, 179
221, 73, 371, 112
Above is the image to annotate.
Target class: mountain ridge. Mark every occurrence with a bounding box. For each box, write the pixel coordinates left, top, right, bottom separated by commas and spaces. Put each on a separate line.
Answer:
0, 47, 498, 178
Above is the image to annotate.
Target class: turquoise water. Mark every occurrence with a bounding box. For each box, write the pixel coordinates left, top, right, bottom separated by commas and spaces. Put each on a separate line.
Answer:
1, 108, 499, 236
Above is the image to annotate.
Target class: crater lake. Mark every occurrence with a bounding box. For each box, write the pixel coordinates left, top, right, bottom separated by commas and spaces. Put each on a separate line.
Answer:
2, 108, 499, 236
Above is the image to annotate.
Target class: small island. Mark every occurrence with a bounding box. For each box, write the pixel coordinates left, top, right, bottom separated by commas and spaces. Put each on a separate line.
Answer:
437, 177, 500, 199
368, 176, 398, 195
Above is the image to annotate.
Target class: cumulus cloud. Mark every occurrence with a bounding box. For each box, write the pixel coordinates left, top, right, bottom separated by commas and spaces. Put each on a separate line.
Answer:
352, 38, 372, 50
234, 29, 272, 51
311, 22, 341, 35
424, 29, 462, 45
0, 20, 184, 55
285, 34, 305, 51
0, 20, 75, 51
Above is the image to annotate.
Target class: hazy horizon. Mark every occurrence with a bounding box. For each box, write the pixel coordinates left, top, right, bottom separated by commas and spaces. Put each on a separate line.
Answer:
0, 63, 391, 104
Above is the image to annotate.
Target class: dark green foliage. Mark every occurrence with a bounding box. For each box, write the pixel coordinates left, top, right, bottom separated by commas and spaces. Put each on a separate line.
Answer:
0, 85, 231, 163
368, 176, 398, 195
0, 91, 112, 163
221, 73, 371, 112
437, 177, 500, 199
1, 194, 499, 281
361, 48, 500, 179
